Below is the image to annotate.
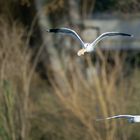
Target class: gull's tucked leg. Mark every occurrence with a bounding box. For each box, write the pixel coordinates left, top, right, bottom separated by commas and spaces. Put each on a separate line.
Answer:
77, 48, 86, 56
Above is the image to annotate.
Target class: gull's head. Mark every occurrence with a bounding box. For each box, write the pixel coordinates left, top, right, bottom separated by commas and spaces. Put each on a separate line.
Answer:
84, 43, 94, 53
85, 43, 90, 48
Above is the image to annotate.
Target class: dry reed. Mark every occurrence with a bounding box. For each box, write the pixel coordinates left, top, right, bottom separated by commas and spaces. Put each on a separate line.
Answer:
0, 16, 139, 140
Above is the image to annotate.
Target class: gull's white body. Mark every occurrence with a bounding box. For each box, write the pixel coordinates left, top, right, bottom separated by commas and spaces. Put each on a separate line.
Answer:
46, 28, 133, 56
96, 115, 140, 123
132, 116, 140, 123
84, 43, 94, 52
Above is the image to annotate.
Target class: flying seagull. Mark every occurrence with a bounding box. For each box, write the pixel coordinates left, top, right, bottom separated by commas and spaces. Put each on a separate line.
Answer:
46, 27, 133, 56
96, 115, 140, 123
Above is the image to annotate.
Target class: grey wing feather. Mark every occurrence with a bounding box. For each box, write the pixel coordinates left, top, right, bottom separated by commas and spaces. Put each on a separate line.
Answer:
91, 32, 133, 48
46, 28, 85, 48
96, 115, 134, 121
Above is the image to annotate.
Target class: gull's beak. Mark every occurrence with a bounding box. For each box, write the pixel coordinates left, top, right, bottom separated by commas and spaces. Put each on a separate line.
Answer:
77, 48, 86, 56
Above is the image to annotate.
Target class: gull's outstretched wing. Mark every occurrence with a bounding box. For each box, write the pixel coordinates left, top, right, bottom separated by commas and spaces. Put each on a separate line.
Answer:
96, 115, 134, 121
91, 32, 133, 48
46, 28, 85, 48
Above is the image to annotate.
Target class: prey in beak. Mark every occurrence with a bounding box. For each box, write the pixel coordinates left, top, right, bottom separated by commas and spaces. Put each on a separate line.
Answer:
77, 48, 86, 56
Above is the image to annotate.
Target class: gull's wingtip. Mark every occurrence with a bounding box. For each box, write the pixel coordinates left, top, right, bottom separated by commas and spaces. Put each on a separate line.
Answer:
125, 33, 133, 37
41, 28, 50, 32
45, 29, 50, 32
120, 33, 134, 37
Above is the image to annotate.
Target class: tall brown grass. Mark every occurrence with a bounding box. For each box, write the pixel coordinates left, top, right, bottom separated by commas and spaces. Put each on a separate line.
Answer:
47, 50, 133, 140
0, 17, 37, 140
0, 16, 140, 140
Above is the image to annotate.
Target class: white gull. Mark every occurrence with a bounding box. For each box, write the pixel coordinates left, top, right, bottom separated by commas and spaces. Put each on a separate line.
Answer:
96, 115, 140, 123
46, 27, 133, 56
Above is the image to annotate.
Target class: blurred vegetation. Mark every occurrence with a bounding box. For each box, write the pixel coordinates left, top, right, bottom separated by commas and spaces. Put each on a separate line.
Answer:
0, 0, 140, 140
94, 0, 140, 13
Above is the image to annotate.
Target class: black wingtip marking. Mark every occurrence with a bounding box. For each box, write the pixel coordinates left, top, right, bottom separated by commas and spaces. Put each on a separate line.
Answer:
46, 28, 74, 34
119, 33, 133, 37
43, 28, 62, 33
49, 29, 60, 33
